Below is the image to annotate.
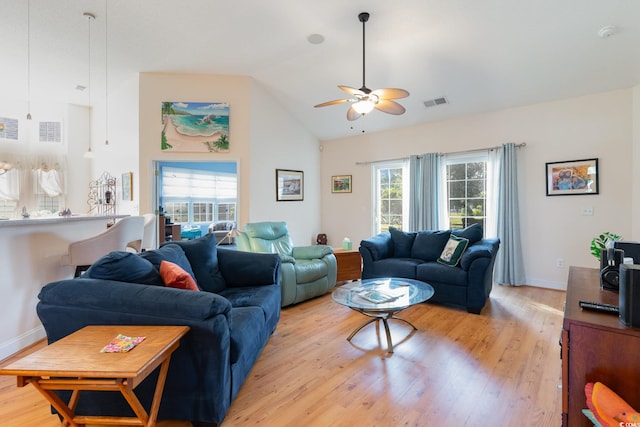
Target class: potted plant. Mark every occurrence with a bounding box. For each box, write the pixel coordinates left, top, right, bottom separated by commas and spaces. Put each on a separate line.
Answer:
590, 232, 622, 261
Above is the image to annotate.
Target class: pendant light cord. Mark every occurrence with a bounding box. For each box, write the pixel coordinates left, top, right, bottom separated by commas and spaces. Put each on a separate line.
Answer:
26, 0, 31, 119
104, 0, 109, 145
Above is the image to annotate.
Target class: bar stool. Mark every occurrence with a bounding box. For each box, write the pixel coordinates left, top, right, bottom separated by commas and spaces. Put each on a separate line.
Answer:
61, 216, 145, 277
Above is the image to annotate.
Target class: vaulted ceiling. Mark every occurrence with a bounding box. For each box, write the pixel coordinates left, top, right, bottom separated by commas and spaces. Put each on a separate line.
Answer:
1, 0, 639, 141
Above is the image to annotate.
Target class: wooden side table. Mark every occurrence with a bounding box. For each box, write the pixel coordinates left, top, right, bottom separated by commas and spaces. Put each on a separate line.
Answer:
333, 248, 362, 282
0, 325, 189, 427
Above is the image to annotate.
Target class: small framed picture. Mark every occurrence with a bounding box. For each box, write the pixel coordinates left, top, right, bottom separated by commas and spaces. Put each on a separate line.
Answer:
121, 172, 133, 201
545, 158, 598, 196
276, 169, 304, 201
331, 175, 352, 193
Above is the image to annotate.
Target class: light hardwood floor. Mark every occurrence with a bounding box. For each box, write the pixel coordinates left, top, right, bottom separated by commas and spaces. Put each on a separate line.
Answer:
0, 284, 565, 427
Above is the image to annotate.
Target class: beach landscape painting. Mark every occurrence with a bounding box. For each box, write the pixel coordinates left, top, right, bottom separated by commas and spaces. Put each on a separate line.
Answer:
161, 101, 230, 152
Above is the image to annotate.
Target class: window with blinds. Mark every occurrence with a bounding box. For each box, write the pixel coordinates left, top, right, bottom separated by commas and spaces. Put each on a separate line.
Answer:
160, 166, 237, 225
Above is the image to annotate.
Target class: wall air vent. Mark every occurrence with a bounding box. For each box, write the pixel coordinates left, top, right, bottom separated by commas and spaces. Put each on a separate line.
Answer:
423, 97, 449, 108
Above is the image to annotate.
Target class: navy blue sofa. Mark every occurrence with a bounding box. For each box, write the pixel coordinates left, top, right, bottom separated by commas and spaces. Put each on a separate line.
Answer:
36, 234, 281, 426
359, 224, 500, 314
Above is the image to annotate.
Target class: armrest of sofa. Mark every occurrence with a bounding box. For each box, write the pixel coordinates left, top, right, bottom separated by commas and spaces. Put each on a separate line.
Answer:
217, 247, 281, 288
459, 238, 500, 271
291, 245, 333, 260
359, 232, 393, 262
38, 278, 232, 320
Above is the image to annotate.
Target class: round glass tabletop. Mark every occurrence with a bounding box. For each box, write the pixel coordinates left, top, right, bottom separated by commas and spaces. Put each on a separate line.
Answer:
331, 277, 434, 313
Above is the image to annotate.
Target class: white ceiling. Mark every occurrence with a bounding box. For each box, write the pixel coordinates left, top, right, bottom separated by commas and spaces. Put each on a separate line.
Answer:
1, 0, 639, 141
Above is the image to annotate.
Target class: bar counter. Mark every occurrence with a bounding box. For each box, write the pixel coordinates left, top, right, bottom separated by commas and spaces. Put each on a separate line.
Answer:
0, 215, 127, 360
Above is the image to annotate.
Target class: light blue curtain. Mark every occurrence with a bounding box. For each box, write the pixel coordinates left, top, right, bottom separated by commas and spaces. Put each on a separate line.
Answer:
493, 143, 526, 285
409, 153, 441, 231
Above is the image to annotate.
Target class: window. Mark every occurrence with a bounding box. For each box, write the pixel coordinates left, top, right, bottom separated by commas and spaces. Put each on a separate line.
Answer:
193, 202, 214, 223
445, 153, 487, 231
164, 202, 189, 223
373, 161, 409, 234
39, 121, 62, 143
33, 168, 63, 213
217, 203, 236, 221
160, 165, 237, 225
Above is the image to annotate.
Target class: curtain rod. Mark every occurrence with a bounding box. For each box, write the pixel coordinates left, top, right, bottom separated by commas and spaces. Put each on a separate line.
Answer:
355, 142, 526, 165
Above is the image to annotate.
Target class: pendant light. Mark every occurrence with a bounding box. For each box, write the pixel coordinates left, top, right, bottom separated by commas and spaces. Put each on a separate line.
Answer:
83, 12, 96, 159
26, 0, 32, 120
104, 0, 109, 148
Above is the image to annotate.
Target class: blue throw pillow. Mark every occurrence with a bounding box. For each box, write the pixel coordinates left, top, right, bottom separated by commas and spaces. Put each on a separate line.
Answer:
389, 226, 417, 258
166, 234, 226, 293
140, 244, 197, 286
410, 230, 451, 261
451, 223, 483, 245
84, 251, 163, 285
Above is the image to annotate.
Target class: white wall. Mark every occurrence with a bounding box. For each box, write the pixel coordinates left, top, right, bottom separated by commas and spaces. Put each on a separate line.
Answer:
248, 80, 322, 245
320, 88, 635, 290
137, 73, 322, 246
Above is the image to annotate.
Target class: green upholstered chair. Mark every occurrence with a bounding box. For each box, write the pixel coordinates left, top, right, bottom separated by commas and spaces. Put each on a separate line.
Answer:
235, 221, 337, 307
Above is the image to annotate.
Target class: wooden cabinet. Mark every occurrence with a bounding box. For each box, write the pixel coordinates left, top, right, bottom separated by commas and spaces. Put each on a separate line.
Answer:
333, 249, 362, 282
158, 214, 181, 243
562, 266, 640, 426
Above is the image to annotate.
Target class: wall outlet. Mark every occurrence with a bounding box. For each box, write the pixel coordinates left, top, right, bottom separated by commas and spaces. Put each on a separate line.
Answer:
581, 207, 594, 216
556, 258, 565, 268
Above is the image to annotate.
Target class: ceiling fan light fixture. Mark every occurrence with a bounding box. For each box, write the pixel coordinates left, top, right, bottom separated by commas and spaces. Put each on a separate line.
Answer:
352, 99, 376, 115
314, 12, 408, 120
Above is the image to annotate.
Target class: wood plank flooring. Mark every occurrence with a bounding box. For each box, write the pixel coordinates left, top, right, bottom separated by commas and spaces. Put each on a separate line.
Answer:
0, 284, 565, 427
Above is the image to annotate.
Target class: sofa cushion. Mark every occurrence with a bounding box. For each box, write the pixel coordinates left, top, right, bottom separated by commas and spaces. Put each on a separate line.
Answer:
368, 258, 421, 278
389, 226, 417, 258
451, 223, 483, 245
437, 235, 469, 267
140, 244, 197, 284
227, 306, 266, 364
411, 230, 451, 261
294, 259, 328, 283
165, 234, 227, 293
160, 260, 199, 291
416, 262, 468, 287
84, 251, 163, 286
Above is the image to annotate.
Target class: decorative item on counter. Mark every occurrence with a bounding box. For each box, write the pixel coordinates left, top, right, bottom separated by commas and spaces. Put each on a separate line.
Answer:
342, 237, 352, 250
105, 190, 112, 204
21, 206, 29, 219
317, 233, 327, 245
58, 208, 72, 216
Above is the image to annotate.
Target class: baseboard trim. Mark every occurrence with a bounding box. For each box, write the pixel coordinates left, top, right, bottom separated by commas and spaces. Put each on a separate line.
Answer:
526, 277, 567, 291
0, 326, 46, 362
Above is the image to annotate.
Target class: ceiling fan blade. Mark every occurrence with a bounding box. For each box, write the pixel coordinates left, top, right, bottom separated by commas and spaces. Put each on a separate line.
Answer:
314, 99, 351, 108
372, 88, 410, 100
346, 106, 362, 121
374, 99, 406, 115
339, 85, 366, 97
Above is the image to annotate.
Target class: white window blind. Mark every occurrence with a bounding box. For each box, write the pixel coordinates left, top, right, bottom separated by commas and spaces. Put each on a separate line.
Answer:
161, 167, 237, 199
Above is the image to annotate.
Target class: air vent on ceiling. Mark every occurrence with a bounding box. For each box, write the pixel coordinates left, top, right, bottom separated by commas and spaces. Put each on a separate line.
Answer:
423, 97, 449, 108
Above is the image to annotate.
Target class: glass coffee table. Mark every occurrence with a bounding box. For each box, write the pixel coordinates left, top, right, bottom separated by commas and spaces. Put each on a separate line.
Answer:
331, 277, 434, 353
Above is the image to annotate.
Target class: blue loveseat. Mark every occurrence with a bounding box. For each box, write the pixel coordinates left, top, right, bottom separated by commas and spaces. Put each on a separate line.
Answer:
36, 234, 280, 426
359, 224, 500, 314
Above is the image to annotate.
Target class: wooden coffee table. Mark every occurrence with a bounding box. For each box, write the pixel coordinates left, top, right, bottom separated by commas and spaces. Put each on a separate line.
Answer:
0, 325, 189, 427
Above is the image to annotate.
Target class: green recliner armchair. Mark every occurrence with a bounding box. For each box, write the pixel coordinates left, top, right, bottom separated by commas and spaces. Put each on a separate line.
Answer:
235, 221, 337, 307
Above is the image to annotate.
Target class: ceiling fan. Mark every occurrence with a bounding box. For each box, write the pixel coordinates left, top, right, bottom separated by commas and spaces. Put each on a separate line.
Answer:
314, 12, 409, 121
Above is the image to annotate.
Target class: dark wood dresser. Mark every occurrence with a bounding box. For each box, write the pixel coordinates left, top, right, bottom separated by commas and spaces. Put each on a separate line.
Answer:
562, 266, 640, 426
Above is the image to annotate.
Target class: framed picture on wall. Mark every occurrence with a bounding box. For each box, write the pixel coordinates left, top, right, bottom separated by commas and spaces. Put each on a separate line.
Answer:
545, 158, 598, 196
276, 169, 304, 201
121, 172, 133, 201
331, 175, 352, 193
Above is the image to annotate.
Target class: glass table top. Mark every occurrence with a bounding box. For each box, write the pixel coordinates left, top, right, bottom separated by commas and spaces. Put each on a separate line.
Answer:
331, 277, 434, 313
